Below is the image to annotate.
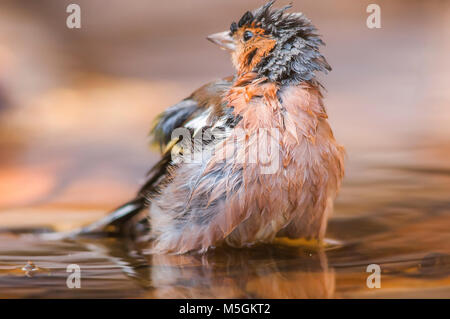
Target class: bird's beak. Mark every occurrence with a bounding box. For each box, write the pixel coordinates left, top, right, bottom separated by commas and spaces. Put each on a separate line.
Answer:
207, 31, 236, 51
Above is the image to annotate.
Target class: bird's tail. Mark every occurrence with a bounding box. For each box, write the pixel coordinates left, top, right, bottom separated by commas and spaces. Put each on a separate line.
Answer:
76, 197, 147, 236
40, 197, 147, 240
42, 148, 173, 240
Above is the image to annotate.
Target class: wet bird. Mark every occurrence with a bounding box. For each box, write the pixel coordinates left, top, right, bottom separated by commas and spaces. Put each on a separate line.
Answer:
79, 1, 345, 254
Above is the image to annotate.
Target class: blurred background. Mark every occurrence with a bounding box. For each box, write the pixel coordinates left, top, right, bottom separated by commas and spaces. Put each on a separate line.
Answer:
0, 0, 449, 231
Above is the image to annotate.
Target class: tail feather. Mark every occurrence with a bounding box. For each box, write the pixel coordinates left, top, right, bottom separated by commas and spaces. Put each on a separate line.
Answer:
39, 198, 147, 241
77, 198, 146, 236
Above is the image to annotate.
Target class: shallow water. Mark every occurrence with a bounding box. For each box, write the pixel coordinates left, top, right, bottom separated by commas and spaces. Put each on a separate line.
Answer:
1, 0, 450, 299
1, 151, 450, 298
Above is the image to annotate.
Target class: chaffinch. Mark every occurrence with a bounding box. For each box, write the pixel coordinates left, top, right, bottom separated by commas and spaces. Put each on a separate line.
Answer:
79, 1, 345, 255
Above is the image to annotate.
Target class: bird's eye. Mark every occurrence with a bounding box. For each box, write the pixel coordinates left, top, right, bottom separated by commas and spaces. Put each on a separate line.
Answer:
243, 30, 253, 41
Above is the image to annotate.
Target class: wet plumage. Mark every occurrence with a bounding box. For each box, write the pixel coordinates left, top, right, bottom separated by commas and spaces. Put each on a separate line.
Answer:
81, 1, 345, 254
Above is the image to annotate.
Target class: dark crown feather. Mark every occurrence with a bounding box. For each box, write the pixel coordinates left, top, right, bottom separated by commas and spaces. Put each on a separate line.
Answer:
231, 0, 331, 86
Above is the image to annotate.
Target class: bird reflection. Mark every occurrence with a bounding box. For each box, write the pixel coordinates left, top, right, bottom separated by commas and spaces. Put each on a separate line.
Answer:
30, 236, 335, 298
142, 244, 335, 298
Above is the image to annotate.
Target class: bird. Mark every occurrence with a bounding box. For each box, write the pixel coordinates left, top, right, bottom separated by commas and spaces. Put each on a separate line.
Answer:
77, 0, 345, 255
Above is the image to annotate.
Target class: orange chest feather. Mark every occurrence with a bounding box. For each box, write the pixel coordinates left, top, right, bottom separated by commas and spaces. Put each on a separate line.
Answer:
224, 75, 328, 150
214, 75, 345, 227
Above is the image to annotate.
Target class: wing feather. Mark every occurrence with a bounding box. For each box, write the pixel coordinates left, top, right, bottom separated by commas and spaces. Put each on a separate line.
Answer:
77, 77, 234, 235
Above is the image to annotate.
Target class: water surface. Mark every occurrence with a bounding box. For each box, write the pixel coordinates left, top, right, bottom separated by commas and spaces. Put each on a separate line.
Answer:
1, 150, 449, 298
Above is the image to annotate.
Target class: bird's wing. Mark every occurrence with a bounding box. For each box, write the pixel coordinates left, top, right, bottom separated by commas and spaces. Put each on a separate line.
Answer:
74, 77, 234, 236
140, 76, 234, 197
151, 76, 234, 150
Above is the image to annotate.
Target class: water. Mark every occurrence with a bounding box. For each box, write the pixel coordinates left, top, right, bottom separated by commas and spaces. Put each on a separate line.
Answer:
1, 151, 449, 298
0, 0, 449, 299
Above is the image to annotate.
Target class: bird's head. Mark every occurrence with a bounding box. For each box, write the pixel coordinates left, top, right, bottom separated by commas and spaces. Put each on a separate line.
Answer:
207, 0, 331, 85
